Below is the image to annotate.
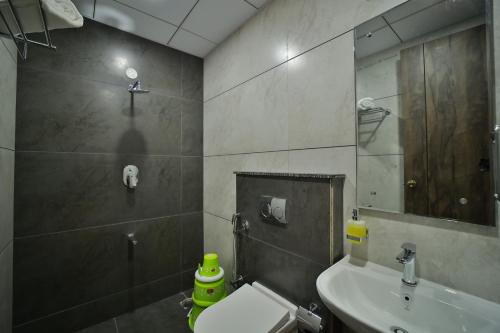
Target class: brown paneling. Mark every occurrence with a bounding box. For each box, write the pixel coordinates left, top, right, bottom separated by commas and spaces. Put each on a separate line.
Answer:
401, 44, 429, 215
424, 25, 492, 225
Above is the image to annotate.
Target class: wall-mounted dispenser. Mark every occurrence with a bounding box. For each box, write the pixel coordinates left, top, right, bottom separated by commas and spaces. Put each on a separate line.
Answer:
259, 195, 287, 225
123, 165, 139, 189
346, 209, 368, 244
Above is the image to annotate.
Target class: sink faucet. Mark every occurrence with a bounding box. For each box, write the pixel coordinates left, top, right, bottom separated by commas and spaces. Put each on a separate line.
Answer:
396, 242, 417, 286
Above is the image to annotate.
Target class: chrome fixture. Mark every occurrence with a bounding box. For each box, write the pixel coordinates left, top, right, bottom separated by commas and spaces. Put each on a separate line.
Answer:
396, 242, 417, 286
0, 0, 56, 59
123, 165, 139, 189
127, 233, 138, 246
231, 212, 249, 289
128, 80, 149, 94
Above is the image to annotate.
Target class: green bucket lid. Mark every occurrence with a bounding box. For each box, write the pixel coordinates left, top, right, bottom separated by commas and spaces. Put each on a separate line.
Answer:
199, 253, 220, 277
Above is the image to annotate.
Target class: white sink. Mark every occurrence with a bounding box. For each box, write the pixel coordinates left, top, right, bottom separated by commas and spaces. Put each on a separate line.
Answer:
317, 255, 500, 333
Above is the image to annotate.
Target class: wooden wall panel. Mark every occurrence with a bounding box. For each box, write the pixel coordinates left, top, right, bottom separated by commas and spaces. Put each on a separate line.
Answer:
401, 44, 428, 216
424, 25, 492, 225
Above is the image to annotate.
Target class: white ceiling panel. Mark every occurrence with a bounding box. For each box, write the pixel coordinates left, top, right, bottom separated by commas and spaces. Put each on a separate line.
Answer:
169, 28, 217, 58
72, 0, 95, 18
94, 0, 177, 45
245, 0, 270, 8
182, 0, 256, 44
390, 0, 484, 42
114, 0, 197, 26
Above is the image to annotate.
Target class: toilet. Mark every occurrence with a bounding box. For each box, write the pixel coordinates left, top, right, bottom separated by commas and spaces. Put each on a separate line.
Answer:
194, 282, 298, 333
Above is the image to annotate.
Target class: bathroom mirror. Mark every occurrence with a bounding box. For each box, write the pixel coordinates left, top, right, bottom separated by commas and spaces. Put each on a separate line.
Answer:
355, 0, 497, 226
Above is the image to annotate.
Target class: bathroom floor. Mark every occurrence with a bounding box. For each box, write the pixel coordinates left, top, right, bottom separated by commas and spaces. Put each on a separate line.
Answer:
76, 292, 192, 333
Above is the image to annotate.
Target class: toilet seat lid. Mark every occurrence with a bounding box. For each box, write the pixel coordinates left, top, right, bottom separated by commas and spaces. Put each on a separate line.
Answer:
194, 284, 290, 333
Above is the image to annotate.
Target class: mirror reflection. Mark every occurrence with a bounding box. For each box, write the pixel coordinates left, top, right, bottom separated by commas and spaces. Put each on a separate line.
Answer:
355, 0, 495, 226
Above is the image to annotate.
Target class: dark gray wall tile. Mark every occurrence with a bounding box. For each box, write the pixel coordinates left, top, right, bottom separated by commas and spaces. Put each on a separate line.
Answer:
236, 175, 331, 265
181, 213, 203, 271
181, 54, 203, 101
181, 157, 203, 213
76, 319, 117, 333
0, 243, 13, 333
14, 216, 181, 325
14, 16, 203, 330
181, 268, 196, 293
239, 236, 326, 310
16, 68, 182, 155
116, 293, 191, 333
0, 149, 14, 251
15, 152, 181, 236
14, 274, 182, 333
182, 100, 203, 156
21, 20, 183, 96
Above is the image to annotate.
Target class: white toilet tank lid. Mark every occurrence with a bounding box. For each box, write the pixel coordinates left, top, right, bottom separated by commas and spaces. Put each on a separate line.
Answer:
194, 283, 291, 333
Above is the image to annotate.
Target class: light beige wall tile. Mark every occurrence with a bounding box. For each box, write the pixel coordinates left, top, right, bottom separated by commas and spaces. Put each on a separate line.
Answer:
204, 212, 235, 284
204, 65, 288, 156
204, 0, 407, 101
288, 33, 356, 149
0, 38, 17, 150
286, 0, 407, 58
204, 151, 289, 220
0, 149, 14, 252
204, 0, 289, 101
356, 51, 401, 100
357, 154, 403, 212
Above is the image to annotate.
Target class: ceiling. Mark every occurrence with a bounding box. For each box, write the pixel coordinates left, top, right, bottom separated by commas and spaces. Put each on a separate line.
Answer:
71, 0, 270, 58
355, 0, 485, 59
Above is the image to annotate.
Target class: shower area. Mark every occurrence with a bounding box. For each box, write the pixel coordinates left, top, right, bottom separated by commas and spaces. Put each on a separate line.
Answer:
8, 18, 204, 332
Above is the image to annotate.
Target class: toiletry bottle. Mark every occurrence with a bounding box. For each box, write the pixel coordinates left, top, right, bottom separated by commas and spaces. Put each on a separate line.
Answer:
346, 209, 368, 244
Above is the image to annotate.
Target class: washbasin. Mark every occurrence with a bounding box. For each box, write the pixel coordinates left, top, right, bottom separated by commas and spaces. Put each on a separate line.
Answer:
316, 255, 500, 333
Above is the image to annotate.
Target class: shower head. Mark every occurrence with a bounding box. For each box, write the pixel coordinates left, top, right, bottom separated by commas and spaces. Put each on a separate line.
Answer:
128, 80, 150, 94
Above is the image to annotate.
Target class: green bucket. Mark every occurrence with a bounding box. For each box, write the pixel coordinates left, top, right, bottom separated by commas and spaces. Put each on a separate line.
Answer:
187, 253, 227, 331
199, 253, 220, 277
192, 277, 226, 307
188, 303, 205, 331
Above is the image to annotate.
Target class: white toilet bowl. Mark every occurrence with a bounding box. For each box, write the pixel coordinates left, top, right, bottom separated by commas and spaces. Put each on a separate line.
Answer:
194, 282, 298, 333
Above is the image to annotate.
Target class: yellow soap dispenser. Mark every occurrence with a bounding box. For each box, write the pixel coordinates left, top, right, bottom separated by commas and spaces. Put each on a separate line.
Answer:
346, 209, 368, 244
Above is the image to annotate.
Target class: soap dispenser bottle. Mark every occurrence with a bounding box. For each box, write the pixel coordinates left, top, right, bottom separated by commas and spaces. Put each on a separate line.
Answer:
346, 209, 368, 244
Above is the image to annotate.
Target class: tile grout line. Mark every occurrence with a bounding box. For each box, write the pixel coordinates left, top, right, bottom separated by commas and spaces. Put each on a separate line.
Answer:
16, 150, 202, 158
13, 271, 187, 329
203, 144, 356, 157
203, 29, 354, 103
14, 211, 203, 240
243, 233, 328, 268
0, 239, 13, 258
19, 65, 203, 103
0, 146, 15, 152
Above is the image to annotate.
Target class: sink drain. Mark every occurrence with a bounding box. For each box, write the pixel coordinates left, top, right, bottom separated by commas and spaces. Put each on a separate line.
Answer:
390, 326, 409, 333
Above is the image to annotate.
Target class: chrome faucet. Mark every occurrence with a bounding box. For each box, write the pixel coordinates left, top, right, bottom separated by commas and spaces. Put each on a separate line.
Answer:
396, 242, 417, 286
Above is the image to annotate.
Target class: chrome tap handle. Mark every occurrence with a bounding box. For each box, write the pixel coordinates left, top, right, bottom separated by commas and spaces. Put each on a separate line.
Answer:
401, 242, 416, 253
397, 243, 416, 263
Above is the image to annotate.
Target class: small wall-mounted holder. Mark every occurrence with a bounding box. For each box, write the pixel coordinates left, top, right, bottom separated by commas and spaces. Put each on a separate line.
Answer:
259, 195, 287, 225
127, 233, 138, 261
123, 165, 139, 189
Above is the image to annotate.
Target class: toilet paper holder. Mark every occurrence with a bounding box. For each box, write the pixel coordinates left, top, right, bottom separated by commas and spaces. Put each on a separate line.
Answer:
297, 303, 324, 333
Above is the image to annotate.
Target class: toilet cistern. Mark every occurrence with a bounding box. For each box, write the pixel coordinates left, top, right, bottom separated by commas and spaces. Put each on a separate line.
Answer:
123, 165, 139, 189
396, 242, 417, 286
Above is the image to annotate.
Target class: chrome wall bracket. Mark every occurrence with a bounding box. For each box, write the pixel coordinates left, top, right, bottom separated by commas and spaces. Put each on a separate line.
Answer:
0, 0, 56, 60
